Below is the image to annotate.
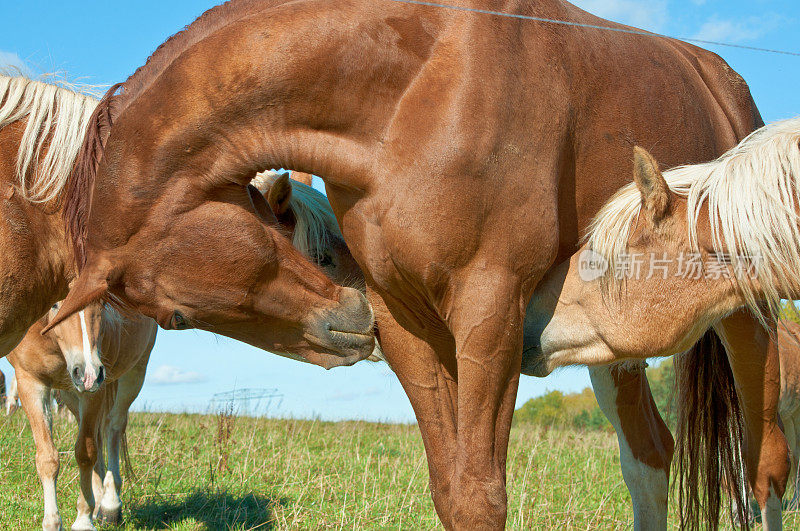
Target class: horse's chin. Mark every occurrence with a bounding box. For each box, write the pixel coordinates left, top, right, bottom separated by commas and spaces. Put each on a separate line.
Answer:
301, 349, 371, 370
521, 345, 551, 377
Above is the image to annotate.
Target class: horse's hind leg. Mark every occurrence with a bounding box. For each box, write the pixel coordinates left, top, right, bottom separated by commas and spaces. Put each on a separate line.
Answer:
6, 374, 19, 415
16, 370, 61, 531
99, 352, 150, 524
715, 312, 789, 531
589, 363, 673, 530
781, 412, 800, 510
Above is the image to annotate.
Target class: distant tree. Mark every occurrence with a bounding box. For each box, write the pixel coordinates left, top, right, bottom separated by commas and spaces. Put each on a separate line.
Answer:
514, 390, 565, 426
780, 300, 800, 324
645, 359, 677, 430
514, 362, 679, 432
514, 388, 612, 431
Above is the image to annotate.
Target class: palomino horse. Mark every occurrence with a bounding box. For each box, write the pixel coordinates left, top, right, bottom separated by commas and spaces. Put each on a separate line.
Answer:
531, 121, 800, 528
8, 301, 156, 531
0, 73, 374, 368
252, 171, 364, 291
48, 1, 786, 528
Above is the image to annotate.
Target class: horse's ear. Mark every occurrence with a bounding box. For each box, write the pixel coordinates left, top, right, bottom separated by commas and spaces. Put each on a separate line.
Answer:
247, 184, 279, 225
41, 264, 110, 334
633, 146, 670, 221
266, 172, 293, 216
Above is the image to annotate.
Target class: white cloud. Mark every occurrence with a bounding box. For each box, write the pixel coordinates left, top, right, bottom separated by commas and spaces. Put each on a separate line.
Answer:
0, 51, 31, 75
572, 0, 669, 32
149, 365, 206, 385
693, 14, 782, 44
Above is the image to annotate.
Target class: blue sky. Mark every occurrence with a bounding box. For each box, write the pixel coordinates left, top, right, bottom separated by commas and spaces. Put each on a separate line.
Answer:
1, 1, 798, 422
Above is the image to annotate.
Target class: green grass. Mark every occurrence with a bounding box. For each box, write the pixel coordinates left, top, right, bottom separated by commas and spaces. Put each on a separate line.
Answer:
0, 410, 797, 529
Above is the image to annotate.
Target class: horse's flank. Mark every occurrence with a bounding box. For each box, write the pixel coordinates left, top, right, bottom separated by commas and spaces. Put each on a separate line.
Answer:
586, 117, 800, 321
0, 75, 98, 203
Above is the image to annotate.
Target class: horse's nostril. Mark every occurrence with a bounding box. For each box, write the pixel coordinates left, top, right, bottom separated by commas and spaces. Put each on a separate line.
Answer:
72, 366, 81, 379
97, 366, 105, 385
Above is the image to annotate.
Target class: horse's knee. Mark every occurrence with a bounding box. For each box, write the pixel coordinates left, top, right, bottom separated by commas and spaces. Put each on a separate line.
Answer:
451, 472, 507, 529
74, 437, 97, 470
35, 446, 59, 479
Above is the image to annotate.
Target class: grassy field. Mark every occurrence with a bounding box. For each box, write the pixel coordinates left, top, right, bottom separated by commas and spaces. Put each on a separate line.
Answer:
0, 410, 797, 530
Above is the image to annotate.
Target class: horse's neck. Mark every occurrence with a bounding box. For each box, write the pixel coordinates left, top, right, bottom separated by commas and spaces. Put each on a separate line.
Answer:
116, 2, 439, 192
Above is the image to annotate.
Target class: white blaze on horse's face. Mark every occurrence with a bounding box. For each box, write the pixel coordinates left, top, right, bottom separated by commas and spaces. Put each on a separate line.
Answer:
47, 301, 105, 393
522, 148, 747, 376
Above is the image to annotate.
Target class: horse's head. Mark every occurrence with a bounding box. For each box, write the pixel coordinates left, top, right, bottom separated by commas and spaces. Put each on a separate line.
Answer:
525, 147, 754, 374
46, 100, 375, 369
45, 300, 105, 393
255, 171, 365, 290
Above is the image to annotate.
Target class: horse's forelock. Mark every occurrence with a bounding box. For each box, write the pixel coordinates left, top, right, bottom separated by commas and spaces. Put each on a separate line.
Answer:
64, 82, 123, 270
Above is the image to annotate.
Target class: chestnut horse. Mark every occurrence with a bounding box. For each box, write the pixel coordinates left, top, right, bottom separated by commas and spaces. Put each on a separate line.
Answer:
8, 301, 156, 531
0, 73, 374, 369
48, 1, 785, 527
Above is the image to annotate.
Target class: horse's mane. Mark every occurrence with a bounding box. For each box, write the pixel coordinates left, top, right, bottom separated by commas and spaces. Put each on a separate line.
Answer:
64, 0, 285, 268
0, 74, 99, 203
586, 117, 800, 322
251, 171, 344, 258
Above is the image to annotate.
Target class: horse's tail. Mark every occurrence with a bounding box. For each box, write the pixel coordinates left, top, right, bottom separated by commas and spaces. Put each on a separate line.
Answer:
675, 330, 749, 530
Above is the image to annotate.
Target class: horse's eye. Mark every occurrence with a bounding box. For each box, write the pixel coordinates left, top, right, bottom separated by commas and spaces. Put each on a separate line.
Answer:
318, 253, 334, 268
51, 303, 60, 311
172, 311, 191, 330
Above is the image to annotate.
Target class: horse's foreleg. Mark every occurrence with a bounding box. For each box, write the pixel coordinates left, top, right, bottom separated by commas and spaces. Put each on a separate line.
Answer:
16, 370, 61, 531
99, 353, 149, 524
72, 392, 103, 531
446, 272, 523, 530
715, 312, 789, 531
370, 290, 459, 527
589, 363, 673, 530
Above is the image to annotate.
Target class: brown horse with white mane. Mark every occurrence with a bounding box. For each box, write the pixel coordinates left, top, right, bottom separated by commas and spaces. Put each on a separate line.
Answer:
0, 74, 382, 528
531, 121, 800, 527
48, 0, 787, 528
8, 302, 155, 531
0, 72, 373, 363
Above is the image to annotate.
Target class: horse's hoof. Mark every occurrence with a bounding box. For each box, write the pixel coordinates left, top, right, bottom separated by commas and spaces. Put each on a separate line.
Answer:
70, 516, 96, 531
97, 504, 122, 525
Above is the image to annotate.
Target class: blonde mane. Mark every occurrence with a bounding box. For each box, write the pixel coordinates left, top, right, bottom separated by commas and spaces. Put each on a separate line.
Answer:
251, 171, 344, 258
586, 117, 800, 320
0, 74, 99, 203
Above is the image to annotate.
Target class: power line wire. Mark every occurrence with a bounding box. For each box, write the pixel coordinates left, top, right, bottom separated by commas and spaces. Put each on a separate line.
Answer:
389, 0, 800, 57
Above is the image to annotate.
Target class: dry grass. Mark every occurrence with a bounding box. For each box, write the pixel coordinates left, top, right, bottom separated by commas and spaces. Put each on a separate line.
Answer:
0, 410, 797, 529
